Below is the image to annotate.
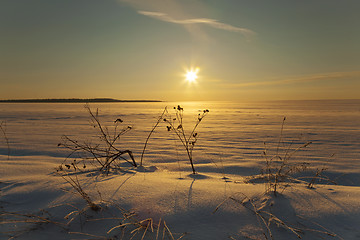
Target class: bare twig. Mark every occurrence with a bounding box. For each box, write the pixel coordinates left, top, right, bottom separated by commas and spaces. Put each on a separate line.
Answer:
140, 107, 167, 166
58, 105, 137, 174
0, 121, 10, 160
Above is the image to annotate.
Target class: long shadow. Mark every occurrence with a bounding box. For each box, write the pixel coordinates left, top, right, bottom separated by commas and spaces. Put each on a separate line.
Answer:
186, 173, 211, 210
109, 173, 136, 200
310, 188, 351, 214
187, 179, 195, 210
172, 173, 211, 213
288, 184, 351, 215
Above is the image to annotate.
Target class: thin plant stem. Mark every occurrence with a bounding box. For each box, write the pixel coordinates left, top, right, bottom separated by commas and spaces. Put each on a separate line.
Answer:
0, 121, 10, 160
140, 107, 167, 166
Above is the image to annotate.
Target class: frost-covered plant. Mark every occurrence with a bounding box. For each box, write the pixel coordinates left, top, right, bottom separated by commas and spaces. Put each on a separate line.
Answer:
58, 105, 137, 174
163, 105, 209, 174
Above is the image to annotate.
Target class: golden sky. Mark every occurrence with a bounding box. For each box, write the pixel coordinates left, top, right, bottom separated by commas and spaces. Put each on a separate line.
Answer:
1, 0, 359, 101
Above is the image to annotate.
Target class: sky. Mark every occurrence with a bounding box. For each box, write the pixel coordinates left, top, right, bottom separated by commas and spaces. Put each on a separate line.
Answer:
1, 0, 359, 101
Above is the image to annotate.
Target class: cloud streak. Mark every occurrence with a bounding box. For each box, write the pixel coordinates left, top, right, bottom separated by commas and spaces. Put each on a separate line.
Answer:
138, 11, 255, 37
231, 71, 360, 88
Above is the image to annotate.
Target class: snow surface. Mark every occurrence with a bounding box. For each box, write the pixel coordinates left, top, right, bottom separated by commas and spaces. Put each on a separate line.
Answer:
1, 100, 360, 239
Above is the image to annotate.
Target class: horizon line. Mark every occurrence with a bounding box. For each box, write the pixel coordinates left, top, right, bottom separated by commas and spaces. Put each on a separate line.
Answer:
0, 98, 163, 103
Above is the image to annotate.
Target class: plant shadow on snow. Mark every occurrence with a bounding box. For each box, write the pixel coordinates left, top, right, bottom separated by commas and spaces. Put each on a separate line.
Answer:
186, 173, 210, 180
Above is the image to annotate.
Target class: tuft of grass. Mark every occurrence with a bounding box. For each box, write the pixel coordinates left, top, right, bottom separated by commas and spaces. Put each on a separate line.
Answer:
107, 216, 186, 240
215, 193, 341, 240
57, 170, 101, 212
258, 117, 314, 196
254, 117, 336, 195
58, 105, 137, 174
214, 193, 301, 239
261, 117, 311, 196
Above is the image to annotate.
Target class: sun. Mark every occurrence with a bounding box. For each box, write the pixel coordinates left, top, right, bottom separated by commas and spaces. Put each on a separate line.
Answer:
185, 68, 199, 83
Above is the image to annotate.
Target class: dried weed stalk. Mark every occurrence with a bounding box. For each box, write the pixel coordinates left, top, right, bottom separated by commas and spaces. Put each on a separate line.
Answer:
57, 170, 101, 211
0, 121, 10, 160
58, 105, 137, 174
140, 107, 167, 167
163, 105, 209, 174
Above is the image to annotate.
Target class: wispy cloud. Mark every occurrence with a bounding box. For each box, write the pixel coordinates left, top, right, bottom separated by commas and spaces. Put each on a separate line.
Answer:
138, 11, 255, 37
231, 71, 360, 88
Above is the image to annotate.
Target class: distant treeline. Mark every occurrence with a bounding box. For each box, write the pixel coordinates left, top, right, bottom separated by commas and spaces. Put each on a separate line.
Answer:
0, 98, 162, 103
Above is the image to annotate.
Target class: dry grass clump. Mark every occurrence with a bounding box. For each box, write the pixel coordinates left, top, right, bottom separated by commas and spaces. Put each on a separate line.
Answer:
214, 193, 303, 239
214, 193, 342, 240
58, 105, 137, 174
244, 117, 335, 196
57, 170, 102, 211
107, 214, 187, 240
261, 117, 312, 196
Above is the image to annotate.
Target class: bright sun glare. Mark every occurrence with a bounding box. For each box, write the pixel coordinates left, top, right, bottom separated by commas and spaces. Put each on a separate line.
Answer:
185, 68, 199, 83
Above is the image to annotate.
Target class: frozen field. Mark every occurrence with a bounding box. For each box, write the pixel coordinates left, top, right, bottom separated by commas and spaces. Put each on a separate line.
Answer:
1, 100, 359, 173
1, 100, 360, 239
